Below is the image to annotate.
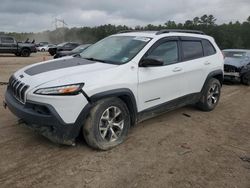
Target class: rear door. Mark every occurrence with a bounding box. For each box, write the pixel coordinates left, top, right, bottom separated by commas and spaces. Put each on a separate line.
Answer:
138, 37, 187, 111
179, 37, 209, 95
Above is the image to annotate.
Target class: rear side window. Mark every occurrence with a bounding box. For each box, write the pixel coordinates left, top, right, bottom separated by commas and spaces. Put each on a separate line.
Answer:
203, 40, 216, 56
182, 41, 203, 61
1, 37, 14, 44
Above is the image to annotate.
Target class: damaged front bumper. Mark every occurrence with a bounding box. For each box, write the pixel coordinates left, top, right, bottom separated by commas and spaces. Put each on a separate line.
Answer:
224, 71, 241, 81
4, 89, 91, 146
224, 64, 250, 82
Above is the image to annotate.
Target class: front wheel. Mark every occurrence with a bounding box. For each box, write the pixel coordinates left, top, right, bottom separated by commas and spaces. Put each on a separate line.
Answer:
83, 98, 130, 150
21, 49, 31, 57
197, 78, 221, 111
241, 73, 250, 86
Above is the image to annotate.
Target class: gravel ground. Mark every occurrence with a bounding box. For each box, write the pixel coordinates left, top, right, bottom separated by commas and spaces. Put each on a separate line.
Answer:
0, 53, 250, 188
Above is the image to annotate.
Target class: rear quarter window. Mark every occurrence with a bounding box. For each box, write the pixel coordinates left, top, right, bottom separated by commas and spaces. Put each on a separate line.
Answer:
182, 41, 203, 61
202, 40, 216, 56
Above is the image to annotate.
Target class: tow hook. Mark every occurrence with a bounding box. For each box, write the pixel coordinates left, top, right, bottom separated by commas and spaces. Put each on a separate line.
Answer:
3, 100, 7, 109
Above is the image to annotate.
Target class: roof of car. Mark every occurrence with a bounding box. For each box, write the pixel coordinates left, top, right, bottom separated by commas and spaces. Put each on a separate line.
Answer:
114, 30, 212, 40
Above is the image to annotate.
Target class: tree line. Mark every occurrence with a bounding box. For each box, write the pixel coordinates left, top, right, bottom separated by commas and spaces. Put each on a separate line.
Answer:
1, 15, 250, 49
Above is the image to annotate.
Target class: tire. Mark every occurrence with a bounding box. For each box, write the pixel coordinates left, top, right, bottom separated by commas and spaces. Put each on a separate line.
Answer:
49, 49, 56, 56
83, 97, 130, 150
41, 48, 45, 52
196, 78, 221, 111
241, 73, 250, 86
21, 49, 31, 57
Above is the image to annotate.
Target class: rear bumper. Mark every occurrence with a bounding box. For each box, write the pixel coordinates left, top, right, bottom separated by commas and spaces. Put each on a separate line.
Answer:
4, 89, 91, 145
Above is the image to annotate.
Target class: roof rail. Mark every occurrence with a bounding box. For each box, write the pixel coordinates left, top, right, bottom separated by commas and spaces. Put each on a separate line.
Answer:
117, 30, 136, 34
155, 29, 205, 35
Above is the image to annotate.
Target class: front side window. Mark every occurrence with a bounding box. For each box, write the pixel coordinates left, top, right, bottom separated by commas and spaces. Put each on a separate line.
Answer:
1, 37, 14, 44
146, 41, 178, 65
182, 41, 203, 61
80, 36, 151, 64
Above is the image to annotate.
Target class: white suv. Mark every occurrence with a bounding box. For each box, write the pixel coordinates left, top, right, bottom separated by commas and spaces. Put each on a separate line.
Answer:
4, 30, 224, 150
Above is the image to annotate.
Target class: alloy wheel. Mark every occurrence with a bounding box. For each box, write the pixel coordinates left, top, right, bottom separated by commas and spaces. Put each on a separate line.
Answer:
99, 106, 124, 142
207, 83, 220, 106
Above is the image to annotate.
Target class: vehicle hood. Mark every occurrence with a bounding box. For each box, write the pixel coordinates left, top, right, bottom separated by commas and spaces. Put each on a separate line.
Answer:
13, 56, 118, 89
224, 57, 249, 68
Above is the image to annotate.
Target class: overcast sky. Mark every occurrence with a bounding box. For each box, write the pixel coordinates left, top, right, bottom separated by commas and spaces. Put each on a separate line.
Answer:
0, 0, 249, 32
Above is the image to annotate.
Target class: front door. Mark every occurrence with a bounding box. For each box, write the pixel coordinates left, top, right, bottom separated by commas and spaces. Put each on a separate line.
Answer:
137, 39, 186, 111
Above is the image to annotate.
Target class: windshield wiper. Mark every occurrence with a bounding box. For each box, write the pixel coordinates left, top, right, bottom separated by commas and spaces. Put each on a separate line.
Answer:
83, 57, 108, 63
81, 57, 120, 65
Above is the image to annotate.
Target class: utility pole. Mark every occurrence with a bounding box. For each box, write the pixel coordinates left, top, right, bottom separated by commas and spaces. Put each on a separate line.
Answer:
52, 18, 68, 30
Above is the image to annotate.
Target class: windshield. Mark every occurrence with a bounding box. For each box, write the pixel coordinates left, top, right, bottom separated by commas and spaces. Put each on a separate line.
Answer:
80, 36, 151, 64
57, 42, 67, 47
224, 51, 247, 59
72, 44, 90, 53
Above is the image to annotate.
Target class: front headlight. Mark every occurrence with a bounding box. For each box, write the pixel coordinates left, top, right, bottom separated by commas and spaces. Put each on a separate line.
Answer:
34, 83, 84, 95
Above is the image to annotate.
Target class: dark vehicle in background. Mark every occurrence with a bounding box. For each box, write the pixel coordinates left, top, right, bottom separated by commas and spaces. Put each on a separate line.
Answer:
54, 44, 91, 59
223, 49, 250, 85
0, 35, 37, 57
48, 42, 80, 56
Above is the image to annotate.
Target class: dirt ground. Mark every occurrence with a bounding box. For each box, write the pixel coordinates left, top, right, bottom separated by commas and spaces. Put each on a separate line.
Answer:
0, 53, 250, 188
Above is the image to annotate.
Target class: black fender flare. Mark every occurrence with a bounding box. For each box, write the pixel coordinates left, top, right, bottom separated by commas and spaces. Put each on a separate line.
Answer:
89, 88, 138, 126
200, 69, 224, 94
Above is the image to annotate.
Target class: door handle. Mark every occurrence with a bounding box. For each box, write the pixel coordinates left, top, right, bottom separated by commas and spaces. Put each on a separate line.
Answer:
204, 61, 211, 65
172, 67, 182, 72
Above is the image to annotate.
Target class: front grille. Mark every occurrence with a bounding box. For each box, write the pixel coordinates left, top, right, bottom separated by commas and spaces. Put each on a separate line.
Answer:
224, 65, 240, 73
8, 76, 29, 104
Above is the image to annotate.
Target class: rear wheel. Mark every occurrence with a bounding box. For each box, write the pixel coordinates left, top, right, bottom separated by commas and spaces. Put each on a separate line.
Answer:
21, 49, 31, 57
83, 98, 130, 150
241, 73, 250, 86
197, 78, 221, 111
41, 48, 45, 52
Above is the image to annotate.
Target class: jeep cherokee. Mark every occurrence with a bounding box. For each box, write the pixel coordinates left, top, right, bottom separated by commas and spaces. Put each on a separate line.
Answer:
4, 30, 224, 150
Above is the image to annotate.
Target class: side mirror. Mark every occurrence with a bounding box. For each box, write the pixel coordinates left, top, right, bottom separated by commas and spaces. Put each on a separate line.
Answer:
139, 58, 163, 67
